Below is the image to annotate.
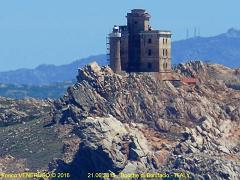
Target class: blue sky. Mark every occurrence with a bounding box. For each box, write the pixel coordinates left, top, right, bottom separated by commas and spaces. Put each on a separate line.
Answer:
0, 0, 240, 71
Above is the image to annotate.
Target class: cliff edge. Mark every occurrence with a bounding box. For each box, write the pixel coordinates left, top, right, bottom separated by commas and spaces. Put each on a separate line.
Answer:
49, 61, 240, 179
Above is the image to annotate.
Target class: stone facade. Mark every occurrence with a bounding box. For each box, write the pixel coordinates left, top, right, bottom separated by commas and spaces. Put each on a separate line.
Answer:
109, 9, 172, 73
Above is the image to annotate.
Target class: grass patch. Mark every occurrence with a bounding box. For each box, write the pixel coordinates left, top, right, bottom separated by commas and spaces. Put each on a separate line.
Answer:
0, 117, 64, 170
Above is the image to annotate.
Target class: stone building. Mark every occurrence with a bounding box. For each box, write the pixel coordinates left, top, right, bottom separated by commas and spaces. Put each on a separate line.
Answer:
109, 9, 172, 74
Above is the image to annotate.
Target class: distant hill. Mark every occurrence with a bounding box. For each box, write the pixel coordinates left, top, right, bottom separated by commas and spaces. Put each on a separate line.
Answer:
1, 28, 240, 85
0, 54, 107, 85
172, 28, 240, 67
0, 81, 73, 99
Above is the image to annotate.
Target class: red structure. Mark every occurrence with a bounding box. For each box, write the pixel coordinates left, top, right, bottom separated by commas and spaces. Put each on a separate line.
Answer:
181, 77, 197, 85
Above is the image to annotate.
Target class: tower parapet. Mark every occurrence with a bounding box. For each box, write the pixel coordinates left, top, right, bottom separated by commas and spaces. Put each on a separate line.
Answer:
127, 9, 151, 33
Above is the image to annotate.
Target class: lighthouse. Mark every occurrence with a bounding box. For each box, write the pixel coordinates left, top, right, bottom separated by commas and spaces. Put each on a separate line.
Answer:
109, 25, 122, 73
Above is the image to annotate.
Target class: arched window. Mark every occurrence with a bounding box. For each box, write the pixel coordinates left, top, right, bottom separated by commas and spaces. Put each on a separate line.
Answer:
166, 49, 168, 56
163, 49, 165, 56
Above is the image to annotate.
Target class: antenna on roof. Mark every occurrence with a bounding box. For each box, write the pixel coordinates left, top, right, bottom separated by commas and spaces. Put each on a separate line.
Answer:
194, 27, 197, 38
186, 28, 189, 39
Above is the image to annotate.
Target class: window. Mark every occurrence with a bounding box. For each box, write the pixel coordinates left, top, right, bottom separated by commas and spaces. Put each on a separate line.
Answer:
162, 49, 168, 56
163, 38, 165, 44
148, 38, 152, 44
166, 38, 168, 44
163, 62, 167, 69
148, 63, 152, 69
148, 49, 152, 56
165, 63, 168, 69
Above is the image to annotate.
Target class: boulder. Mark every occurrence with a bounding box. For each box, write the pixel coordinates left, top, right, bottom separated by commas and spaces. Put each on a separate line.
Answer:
65, 116, 157, 179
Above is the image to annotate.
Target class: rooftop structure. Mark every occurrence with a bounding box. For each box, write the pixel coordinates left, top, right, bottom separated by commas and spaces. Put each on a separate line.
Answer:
108, 9, 172, 74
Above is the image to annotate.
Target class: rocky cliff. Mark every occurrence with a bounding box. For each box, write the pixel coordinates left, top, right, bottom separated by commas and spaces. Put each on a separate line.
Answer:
0, 61, 240, 179
49, 62, 240, 179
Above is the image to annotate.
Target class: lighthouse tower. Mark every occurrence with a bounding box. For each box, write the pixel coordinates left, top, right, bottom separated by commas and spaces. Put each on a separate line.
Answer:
109, 26, 122, 73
